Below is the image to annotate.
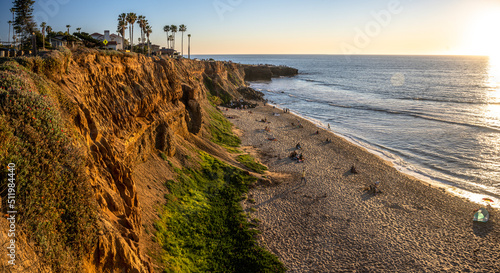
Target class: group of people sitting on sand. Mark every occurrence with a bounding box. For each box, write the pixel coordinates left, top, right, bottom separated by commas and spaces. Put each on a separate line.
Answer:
264, 126, 271, 132
291, 122, 304, 128
289, 150, 304, 163
364, 181, 382, 195
288, 143, 305, 162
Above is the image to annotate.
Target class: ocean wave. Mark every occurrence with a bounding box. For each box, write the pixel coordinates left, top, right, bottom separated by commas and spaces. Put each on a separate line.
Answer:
398, 97, 495, 105
328, 103, 500, 133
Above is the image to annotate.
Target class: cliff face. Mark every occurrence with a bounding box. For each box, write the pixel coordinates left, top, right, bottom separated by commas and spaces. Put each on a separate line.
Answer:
0, 48, 251, 272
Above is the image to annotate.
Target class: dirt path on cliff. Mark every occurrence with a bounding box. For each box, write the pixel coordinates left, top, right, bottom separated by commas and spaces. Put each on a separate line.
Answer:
227, 104, 500, 272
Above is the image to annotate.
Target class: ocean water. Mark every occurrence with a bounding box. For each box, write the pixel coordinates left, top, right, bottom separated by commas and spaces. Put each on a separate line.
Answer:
194, 54, 500, 207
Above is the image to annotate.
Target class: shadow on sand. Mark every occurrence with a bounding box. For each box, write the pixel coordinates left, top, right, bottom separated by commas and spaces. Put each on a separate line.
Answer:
252, 182, 306, 210
472, 221, 493, 237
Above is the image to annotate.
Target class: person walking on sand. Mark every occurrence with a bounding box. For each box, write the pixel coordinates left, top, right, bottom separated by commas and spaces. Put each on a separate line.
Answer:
301, 168, 307, 184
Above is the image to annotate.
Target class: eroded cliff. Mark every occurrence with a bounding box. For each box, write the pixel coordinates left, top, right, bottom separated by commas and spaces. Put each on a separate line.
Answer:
0, 48, 258, 272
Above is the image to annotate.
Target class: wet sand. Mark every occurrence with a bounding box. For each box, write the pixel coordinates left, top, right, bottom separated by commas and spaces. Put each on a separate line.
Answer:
226, 104, 500, 272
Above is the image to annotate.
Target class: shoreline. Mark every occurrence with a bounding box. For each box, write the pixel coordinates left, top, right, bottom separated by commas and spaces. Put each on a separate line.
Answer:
265, 102, 500, 209
227, 103, 500, 272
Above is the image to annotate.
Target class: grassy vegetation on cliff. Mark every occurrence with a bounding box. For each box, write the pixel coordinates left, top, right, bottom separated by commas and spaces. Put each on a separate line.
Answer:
155, 152, 285, 272
204, 75, 232, 104
207, 107, 241, 148
236, 154, 268, 174
0, 58, 97, 270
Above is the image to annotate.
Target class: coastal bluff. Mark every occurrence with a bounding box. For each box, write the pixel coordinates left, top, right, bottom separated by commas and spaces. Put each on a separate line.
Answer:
242, 64, 298, 81
0, 49, 287, 272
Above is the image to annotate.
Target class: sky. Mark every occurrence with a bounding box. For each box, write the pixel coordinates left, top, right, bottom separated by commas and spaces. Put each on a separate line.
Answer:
0, 0, 500, 56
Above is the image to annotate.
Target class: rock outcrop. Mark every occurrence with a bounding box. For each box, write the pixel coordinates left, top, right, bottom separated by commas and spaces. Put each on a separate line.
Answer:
242, 64, 298, 81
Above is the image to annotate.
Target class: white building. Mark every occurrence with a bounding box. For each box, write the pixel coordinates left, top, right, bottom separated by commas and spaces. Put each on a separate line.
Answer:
90, 30, 124, 50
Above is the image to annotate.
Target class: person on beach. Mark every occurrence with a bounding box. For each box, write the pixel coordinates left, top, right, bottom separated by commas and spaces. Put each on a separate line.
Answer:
296, 143, 301, 149
328, 123, 330, 130
301, 168, 306, 184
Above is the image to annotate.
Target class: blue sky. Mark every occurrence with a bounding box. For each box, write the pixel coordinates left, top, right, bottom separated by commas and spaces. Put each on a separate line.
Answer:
1, 0, 499, 55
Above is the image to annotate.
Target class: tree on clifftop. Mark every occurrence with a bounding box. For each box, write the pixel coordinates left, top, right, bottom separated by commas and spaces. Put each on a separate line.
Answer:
170, 24, 178, 50
145, 24, 152, 56
117, 13, 128, 49
66, 25, 71, 35
40, 22, 46, 50
179, 24, 187, 57
137, 15, 147, 53
163, 25, 171, 48
12, 0, 37, 44
126, 13, 137, 50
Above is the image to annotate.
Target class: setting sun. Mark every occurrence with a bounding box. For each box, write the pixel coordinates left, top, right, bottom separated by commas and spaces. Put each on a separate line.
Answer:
461, 8, 500, 58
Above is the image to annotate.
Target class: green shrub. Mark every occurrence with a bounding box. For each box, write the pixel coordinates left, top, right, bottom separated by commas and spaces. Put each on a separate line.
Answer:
0, 60, 97, 271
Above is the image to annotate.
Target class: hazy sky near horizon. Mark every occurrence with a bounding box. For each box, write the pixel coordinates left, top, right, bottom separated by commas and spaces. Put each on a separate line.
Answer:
0, 0, 499, 56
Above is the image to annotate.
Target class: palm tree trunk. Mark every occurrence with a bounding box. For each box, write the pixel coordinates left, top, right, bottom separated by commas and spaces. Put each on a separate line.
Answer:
147, 37, 150, 56
129, 26, 132, 50
181, 32, 184, 57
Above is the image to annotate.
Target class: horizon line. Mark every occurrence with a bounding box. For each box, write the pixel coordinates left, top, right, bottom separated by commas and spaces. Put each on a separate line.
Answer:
190, 53, 490, 57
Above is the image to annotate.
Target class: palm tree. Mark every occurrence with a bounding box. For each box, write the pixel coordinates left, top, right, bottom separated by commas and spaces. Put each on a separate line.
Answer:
163, 25, 171, 48
40, 22, 46, 50
137, 15, 146, 53
10, 8, 15, 44
168, 35, 174, 50
76, 27, 81, 33
66, 25, 71, 34
126, 13, 137, 51
170, 25, 178, 50
8, 21, 12, 44
179, 24, 187, 57
188, 34, 191, 59
145, 24, 152, 56
46, 26, 52, 35
117, 13, 127, 50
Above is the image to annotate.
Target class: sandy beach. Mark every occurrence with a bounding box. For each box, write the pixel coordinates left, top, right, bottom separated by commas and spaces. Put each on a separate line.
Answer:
226, 104, 500, 272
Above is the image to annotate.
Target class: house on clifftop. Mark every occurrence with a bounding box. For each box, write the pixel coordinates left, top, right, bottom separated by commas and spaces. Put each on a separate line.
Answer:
91, 30, 123, 50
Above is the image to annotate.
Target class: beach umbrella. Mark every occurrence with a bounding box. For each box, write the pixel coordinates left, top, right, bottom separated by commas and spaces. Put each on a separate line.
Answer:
473, 208, 489, 222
